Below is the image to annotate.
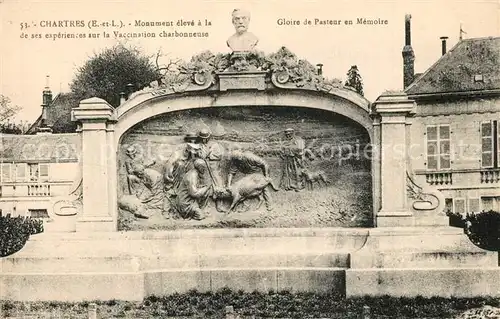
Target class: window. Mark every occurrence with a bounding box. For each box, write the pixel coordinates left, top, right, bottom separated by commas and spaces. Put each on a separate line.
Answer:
28, 209, 49, 218
39, 164, 49, 181
445, 198, 453, 214
468, 198, 480, 212
1, 163, 12, 183
481, 120, 499, 168
28, 163, 39, 181
27, 163, 50, 182
454, 198, 466, 214
426, 125, 451, 170
482, 197, 500, 212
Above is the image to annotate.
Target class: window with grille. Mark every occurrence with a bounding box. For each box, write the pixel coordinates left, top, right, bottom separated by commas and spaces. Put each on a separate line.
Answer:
426, 125, 451, 170
481, 120, 499, 168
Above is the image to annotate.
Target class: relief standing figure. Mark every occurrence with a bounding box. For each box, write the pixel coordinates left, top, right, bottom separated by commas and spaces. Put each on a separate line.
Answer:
279, 128, 305, 191
163, 132, 200, 191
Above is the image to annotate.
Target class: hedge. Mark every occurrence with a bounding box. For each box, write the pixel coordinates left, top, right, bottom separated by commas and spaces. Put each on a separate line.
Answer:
0, 214, 44, 257
447, 210, 500, 251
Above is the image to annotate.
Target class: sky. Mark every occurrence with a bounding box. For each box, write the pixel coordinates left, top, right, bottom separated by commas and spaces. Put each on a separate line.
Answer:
0, 0, 499, 123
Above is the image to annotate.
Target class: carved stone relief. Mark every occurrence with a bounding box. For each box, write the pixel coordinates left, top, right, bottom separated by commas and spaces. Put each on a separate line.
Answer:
118, 106, 372, 230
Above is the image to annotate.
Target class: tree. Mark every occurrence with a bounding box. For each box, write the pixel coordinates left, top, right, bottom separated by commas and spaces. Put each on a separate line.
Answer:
0, 95, 21, 123
345, 65, 364, 96
70, 44, 161, 107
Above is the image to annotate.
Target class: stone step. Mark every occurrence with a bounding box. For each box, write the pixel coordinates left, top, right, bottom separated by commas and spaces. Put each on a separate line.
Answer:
1, 252, 349, 273
140, 252, 350, 270
346, 267, 500, 298
1, 267, 346, 301
0, 256, 141, 273
350, 250, 497, 268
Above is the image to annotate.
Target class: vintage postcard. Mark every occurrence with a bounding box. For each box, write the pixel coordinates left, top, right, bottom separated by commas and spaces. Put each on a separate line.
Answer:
0, 0, 499, 317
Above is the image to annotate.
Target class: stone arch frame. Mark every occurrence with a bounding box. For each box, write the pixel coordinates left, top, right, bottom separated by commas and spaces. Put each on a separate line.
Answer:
111, 88, 378, 227
72, 81, 379, 231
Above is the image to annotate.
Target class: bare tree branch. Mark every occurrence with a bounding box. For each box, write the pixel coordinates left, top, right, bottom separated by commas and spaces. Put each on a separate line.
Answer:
0, 95, 21, 123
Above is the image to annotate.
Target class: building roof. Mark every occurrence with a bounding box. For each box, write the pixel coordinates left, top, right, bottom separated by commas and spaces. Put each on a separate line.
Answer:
0, 133, 80, 162
406, 37, 500, 96
26, 93, 79, 134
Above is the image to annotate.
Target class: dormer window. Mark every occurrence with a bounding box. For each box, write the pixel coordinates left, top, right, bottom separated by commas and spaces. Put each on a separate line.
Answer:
474, 74, 484, 83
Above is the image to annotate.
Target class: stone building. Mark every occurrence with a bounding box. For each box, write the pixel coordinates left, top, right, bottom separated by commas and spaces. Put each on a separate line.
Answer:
0, 85, 80, 219
403, 32, 500, 214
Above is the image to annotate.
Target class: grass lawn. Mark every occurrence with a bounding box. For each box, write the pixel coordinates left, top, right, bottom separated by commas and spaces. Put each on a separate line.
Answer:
2, 289, 500, 318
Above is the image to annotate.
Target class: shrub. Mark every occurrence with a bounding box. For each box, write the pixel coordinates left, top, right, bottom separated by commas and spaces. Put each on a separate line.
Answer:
0, 214, 44, 257
462, 210, 500, 251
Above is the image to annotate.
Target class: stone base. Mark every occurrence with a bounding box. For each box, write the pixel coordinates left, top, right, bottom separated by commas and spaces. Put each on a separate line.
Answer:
377, 212, 449, 227
75, 216, 116, 232
0, 227, 496, 301
347, 226, 498, 297
346, 268, 500, 297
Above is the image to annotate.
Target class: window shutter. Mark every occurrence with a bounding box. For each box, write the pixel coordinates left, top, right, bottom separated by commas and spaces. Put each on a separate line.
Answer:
1, 164, 12, 182
426, 126, 438, 170
497, 121, 500, 166
481, 121, 494, 168
39, 164, 49, 181
16, 163, 26, 181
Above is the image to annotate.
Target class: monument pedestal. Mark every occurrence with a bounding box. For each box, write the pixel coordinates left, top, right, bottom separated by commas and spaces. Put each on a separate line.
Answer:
346, 227, 499, 297
71, 97, 116, 232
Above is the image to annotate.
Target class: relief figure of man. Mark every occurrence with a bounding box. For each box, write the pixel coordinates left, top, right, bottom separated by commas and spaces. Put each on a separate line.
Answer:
197, 128, 224, 188
163, 132, 200, 191
279, 128, 305, 191
124, 145, 156, 195
170, 159, 213, 220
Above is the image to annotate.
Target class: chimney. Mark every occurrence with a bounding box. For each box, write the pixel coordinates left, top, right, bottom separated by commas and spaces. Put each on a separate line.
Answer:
440, 36, 448, 56
316, 63, 323, 76
120, 92, 127, 105
126, 83, 135, 99
402, 14, 415, 89
38, 75, 53, 134
42, 75, 53, 108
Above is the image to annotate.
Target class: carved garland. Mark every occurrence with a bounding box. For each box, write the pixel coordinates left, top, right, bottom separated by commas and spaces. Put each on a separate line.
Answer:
143, 47, 345, 93
406, 171, 445, 213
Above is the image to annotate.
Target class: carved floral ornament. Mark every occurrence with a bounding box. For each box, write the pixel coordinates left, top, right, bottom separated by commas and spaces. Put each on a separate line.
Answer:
136, 47, 348, 97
